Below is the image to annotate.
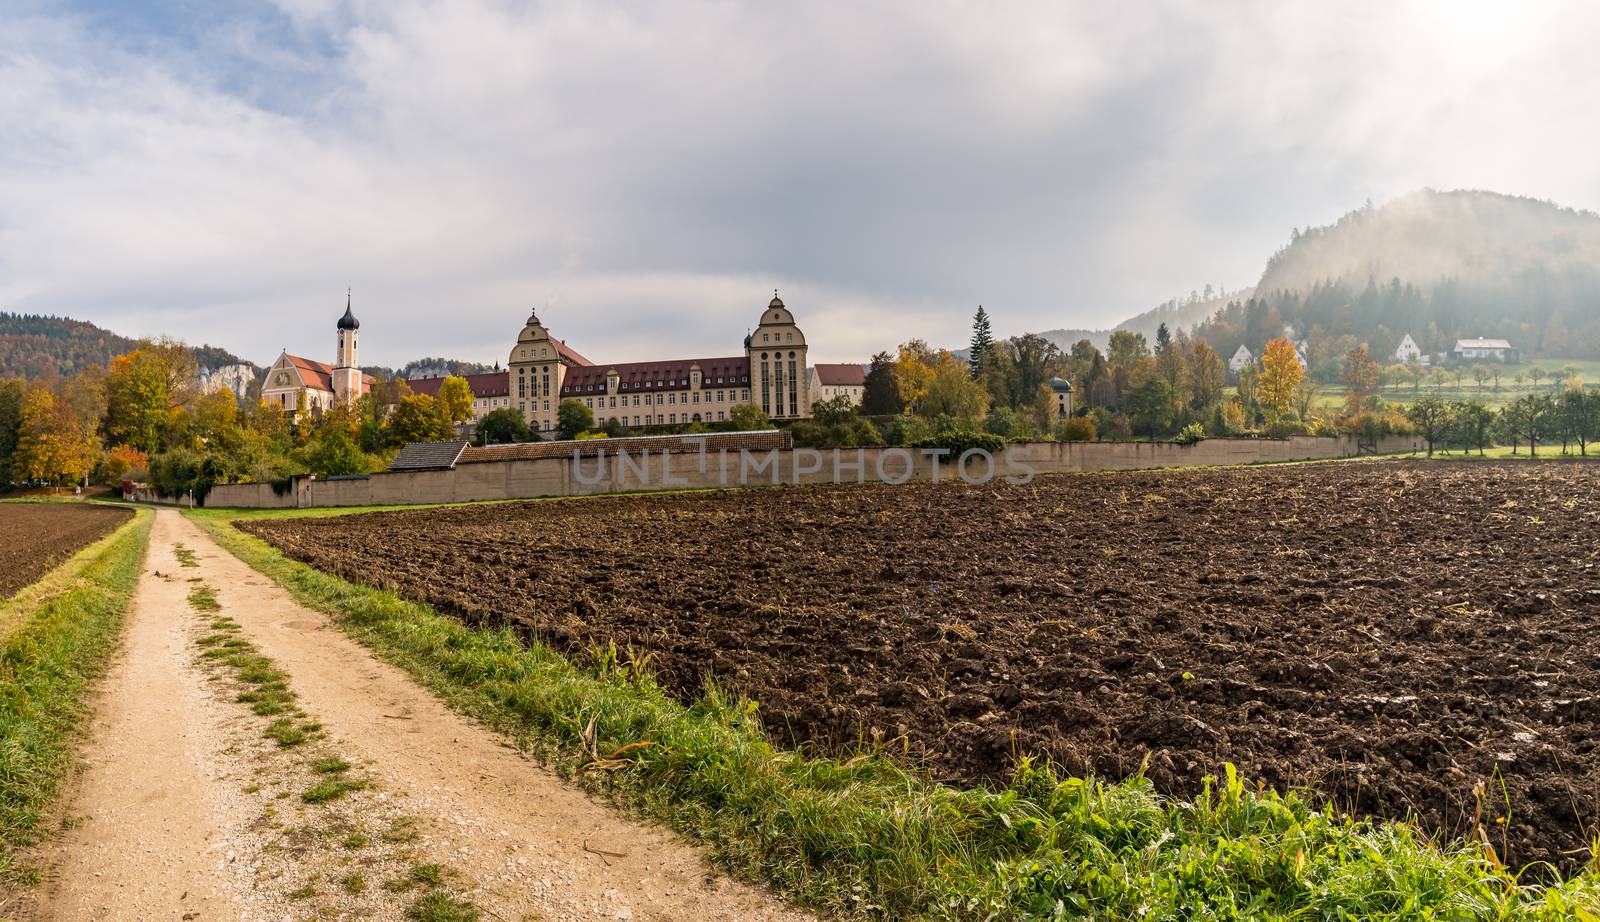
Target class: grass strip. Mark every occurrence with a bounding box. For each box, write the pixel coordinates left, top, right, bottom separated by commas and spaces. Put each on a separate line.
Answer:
190, 510, 1600, 920
0, 510, 152, 890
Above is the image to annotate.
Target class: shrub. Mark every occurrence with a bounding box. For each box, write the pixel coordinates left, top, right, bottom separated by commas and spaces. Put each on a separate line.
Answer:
1173, 422, 1206, 445
908, 430, 1005, 455
881, 415, 934, 446
1056, 416, 1097, 442
1264, 418, 1310, 439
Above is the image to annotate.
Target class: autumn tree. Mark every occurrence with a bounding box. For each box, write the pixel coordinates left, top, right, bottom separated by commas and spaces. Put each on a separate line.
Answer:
1342, 344, 1381, 414
1106, 330, 1149, 370
1502, 394, 1555, 457
919, 357, 991, 422
14, 386, 95, 485
1185, 341, 1225, 411
104, 341, 198, 453
1258, 337, 1304, 417
436, 376, 475, 424
387, 393, 453, 446
892, 340, 939, 411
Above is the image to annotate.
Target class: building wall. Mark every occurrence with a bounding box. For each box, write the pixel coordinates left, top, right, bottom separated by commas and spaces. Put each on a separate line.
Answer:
204, 434, 1424, 508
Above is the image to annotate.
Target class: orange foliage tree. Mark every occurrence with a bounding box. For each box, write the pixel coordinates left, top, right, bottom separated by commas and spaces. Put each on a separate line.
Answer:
1258, 338, 1304, 417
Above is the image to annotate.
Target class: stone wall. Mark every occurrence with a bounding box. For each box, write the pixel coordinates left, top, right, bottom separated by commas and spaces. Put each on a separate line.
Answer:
201, 434, 1423, 509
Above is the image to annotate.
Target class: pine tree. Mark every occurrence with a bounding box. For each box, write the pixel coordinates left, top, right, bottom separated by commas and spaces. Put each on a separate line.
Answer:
969, 305, 993, 378
1154, 322, 1172, 356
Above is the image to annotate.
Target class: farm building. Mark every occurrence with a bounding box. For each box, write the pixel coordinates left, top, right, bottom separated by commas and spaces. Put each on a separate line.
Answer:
1452, 338, 1514, 361
809, 363, 867, 405
1228, 344, 1254, 374
1395, 333, 1423, 363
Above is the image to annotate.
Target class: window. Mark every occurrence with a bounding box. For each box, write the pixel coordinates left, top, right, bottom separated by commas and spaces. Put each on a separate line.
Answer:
543, 401, 550, 411
633, 416, 639, 426
669, 414, 676, 424
763, 333, 769, 342
609, 397, 616, 408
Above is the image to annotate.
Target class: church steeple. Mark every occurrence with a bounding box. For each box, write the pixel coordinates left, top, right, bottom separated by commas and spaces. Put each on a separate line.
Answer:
333, 288, 361, 404
338, 288, 360, 330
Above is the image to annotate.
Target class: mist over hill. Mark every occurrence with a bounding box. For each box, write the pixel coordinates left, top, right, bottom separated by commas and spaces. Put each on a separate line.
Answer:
1194, 190, 1600, 366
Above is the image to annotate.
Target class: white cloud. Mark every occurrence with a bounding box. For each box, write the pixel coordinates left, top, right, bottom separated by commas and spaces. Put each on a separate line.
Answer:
2, 0, 1598, 368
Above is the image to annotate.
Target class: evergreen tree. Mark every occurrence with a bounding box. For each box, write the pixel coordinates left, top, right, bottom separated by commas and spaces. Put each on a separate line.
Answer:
968, 305, 994, 377
1154, 322, 1172, 356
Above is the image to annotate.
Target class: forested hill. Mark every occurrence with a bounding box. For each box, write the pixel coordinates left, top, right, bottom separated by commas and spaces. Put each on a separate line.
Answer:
1195, 190, 1600, 364
0, 313, 254, 379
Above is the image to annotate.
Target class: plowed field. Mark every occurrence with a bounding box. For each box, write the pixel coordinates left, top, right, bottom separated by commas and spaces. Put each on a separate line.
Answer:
0, 501, 132, 598
242, 461, 1600, 870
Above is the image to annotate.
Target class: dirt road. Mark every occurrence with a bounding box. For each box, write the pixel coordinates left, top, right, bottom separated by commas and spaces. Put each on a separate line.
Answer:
29, 509, 809, 921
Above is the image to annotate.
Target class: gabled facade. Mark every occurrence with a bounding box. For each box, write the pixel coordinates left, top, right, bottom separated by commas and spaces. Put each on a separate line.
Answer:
809, 363, 866, 406
1395, 333, 1422, 363
1228, 344, 1254, 374
505, 293, 809, 433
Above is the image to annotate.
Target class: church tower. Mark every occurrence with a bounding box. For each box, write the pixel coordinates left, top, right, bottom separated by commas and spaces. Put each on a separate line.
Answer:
745, 291, 808, 419
332, 289, 361, 405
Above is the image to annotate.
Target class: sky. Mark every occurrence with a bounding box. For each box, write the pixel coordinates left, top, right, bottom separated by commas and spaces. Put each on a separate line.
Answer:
3, 0, 1599, 368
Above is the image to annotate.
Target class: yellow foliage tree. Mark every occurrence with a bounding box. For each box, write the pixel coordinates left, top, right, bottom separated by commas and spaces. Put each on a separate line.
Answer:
1258, 337, 1304, 417
436, 376, 475, 424
14, 386, 95, 486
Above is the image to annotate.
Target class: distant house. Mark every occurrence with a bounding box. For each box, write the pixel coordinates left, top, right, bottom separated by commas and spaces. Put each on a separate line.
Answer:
1293, 340, 1309, 371
1453, 338, 1513, 362
1395, 334, 1422, 363
807, 363, 867, 406
1228, 344, 1254, 374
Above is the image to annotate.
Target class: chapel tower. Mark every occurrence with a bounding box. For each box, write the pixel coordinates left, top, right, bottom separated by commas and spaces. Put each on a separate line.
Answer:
332, 289, 362, 405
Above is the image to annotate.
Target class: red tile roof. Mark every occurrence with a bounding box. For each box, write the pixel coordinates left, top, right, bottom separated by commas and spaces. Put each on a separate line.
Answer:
285, 355, 373, 394
553, 337, 593, 366
404, 371, 510, 399
812, 363, 866, 386
559, 356, 750, 397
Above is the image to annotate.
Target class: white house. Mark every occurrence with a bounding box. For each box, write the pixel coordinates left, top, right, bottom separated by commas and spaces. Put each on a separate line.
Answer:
808, 363, 867, 406
1293, 340, 1309, 371
1453, 338, 1512, 361
1228, 344, 1254, 374
1395, 334, 1422, 363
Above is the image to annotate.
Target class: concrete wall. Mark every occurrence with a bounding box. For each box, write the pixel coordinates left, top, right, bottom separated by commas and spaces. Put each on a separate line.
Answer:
200, 434, 1423, 509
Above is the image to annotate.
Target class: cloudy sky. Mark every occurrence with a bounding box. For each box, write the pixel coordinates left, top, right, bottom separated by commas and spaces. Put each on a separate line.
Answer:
2, 1, 1597, 367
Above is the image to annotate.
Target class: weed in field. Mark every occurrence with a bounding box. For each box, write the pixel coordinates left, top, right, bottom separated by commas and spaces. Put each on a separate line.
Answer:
312, 756, 351, 774
405, 890, 479, 922
302, 777, 367, 804
186, 585, 220, 612
172, 544, 199, 568
264, 718, 309, 748
341, 831, 368, 850
340, 872, 366, 895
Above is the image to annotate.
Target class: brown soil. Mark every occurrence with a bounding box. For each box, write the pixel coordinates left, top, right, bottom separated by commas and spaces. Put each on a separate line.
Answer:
244, 460, 1600, 872
0, 503, 130, 597
30, 509, 807, 921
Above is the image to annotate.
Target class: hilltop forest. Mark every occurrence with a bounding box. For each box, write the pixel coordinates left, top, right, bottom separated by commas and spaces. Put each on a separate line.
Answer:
1193, 190, 1600, 374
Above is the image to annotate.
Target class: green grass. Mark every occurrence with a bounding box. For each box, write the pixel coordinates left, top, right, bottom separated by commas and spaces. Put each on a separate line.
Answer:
0, 510, 152, 891
188, 510, 1600, 920
302, 776, 367, 804
405, 889, 479, 922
